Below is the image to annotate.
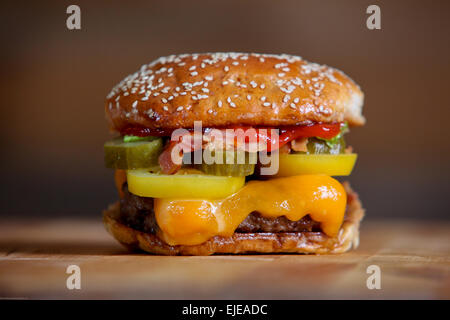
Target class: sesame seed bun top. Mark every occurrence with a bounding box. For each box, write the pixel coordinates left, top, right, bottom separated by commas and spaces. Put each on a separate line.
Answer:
105, 52, 365, 133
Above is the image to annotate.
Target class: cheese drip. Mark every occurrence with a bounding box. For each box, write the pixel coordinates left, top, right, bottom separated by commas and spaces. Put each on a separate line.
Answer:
154, 175, 347, 246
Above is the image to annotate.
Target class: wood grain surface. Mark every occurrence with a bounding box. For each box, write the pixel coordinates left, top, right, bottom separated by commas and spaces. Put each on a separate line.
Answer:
0, 219, 448, 299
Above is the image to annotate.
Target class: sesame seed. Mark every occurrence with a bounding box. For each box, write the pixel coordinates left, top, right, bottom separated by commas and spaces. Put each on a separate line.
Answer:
141, 97, 148, 101
250, 81, 257, 88
162, 98, 168, 103
263, 102, 271, 107
177, 106, 184, 111
218, 100, 223, 107
191, 71, 198, 76
227, 97, 236, 108
260, 84, 265, 89
224, 66, 230, 72
290, 103, 296, 109
278, 73, 285, 77
294, 97, 300, 103
261, 96, 266, 102
222, 81, 229, 85
163, 106, 169, 111
189, 66, 196, 71
247, 95, 251, 101
132, 100, 138, 108
205, 76, 213, 81
208, 109, 213, 114
202, 88, 209, 93
232, 61, 239, 66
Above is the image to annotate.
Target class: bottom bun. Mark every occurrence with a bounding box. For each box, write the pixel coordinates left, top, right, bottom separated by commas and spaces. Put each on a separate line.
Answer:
103, 182, 364, 255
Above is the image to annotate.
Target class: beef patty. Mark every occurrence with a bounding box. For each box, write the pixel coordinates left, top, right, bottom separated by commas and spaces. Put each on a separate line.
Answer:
119, 184, 323, 234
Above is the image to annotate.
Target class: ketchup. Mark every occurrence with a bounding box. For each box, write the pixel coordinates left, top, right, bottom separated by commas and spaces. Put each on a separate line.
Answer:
274, 123, 341, 151
225, 123, 342, 152
121, 122, 342, 146
122, 126, 181, 137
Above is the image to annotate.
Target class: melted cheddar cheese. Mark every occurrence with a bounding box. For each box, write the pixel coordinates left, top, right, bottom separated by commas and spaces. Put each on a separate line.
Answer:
154, 175, 347, 246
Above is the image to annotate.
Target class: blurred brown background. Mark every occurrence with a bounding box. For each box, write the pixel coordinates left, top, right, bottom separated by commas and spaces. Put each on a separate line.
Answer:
1, 0, 449, 220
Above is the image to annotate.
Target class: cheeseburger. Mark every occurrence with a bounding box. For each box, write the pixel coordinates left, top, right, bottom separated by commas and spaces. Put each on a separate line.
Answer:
103, 53, 365, 255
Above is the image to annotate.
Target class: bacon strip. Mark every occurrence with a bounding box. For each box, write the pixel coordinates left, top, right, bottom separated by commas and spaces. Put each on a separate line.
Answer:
158, 141, 182, 174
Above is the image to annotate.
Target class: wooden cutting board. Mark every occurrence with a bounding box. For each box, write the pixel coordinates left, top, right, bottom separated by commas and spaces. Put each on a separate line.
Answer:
0, 218, 448, 299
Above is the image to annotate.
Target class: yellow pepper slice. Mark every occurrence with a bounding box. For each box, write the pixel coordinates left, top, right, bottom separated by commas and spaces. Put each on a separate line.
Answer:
127, 168, 245, 199
276, 153, 357, 177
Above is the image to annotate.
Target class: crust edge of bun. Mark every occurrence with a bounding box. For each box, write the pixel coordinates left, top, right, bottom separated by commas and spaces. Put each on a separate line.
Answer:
103, 182, 364, 256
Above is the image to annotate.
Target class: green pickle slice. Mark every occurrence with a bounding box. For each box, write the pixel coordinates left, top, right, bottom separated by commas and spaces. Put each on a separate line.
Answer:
295, 137, 346, 155
196, 150, 256, 176
104, 137, 163, 169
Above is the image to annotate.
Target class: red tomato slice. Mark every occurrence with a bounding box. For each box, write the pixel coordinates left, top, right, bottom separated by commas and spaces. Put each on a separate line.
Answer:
275, 123, 341, 151
245, 123, 342, 152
